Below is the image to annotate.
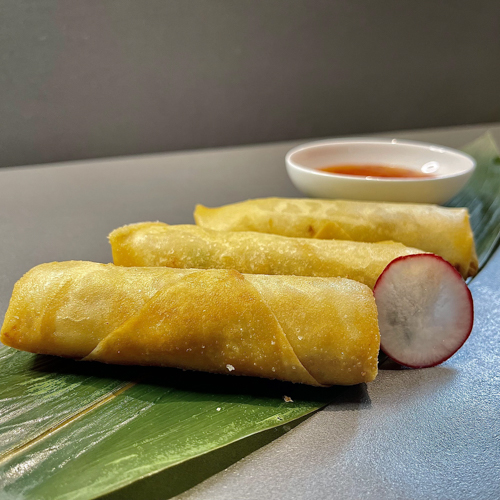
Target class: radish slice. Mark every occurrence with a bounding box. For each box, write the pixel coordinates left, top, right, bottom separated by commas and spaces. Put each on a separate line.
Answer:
373, 254, 474, 368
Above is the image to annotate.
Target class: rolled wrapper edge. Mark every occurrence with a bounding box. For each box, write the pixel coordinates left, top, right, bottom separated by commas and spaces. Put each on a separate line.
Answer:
108, 222, 426, 290
0, 262, 379, 386
193, 198, 478, 279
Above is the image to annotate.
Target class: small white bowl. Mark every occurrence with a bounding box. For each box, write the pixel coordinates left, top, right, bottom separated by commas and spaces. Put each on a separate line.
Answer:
286, 138, 476, 204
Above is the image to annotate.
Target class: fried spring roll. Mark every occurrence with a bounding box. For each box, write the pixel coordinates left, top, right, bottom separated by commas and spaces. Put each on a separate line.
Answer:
194, 198, 478, 279
0, 261, 380, 386
109, 222, 424, 289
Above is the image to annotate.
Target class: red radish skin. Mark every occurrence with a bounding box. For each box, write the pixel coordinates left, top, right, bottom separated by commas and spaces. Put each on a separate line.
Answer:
373, 254, 474, 369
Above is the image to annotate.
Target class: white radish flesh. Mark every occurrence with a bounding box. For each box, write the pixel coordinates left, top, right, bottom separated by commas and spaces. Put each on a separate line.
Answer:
374, 254, 474, 368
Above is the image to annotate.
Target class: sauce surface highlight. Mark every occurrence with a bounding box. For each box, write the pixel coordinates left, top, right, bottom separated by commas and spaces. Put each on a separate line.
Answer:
318, 164, 434, 179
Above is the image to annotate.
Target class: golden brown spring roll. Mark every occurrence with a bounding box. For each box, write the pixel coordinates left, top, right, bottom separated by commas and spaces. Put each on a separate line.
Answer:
0, 261, 380, 386
194, 197, 478, 279
110, 222, 425, 289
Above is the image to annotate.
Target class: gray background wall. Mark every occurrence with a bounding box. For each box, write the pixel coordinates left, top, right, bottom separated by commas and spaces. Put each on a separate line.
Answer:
1, 0, 499, 168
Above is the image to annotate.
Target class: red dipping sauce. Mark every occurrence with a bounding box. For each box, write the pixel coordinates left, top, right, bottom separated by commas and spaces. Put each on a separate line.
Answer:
318, 164, 434, 179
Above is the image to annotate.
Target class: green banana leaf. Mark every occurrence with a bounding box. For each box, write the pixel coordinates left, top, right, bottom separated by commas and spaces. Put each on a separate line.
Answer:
1, 133, 499, 500
0, 361, 343, 500
448, 132, 500, 272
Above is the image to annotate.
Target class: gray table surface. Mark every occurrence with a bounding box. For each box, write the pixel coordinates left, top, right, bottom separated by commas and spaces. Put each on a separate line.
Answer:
1, 123, 499, 500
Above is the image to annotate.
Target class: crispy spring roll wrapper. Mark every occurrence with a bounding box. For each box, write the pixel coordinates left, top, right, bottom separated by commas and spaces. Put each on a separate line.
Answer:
194, 197, 478, 279
110, 222, 425, 289
0, 261, 380, 386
